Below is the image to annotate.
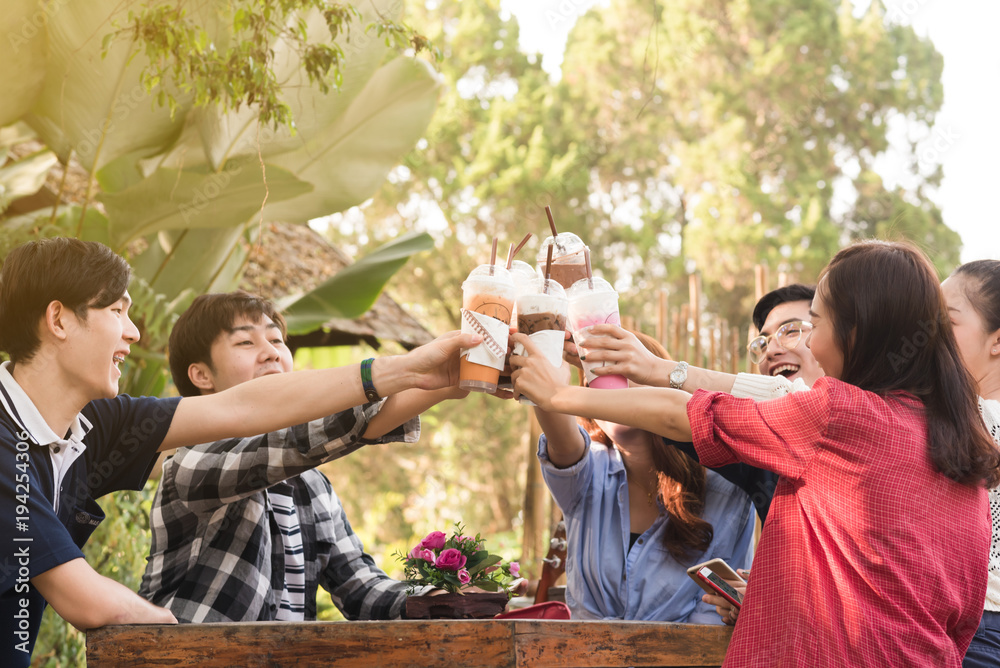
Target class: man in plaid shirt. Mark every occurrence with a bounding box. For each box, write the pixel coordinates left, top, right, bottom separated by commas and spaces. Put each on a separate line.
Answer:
140, 292, 458, 621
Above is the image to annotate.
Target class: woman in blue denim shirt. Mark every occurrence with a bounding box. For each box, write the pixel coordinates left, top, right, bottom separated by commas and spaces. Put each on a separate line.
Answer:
532, 332, 755, 622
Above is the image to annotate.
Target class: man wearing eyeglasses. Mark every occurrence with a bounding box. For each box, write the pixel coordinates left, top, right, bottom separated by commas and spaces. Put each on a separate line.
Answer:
740, 284, 825, 393
570, 284, 825, 523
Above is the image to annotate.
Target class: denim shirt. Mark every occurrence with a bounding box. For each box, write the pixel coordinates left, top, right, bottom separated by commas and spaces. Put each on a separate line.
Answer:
539, 429, 755, 623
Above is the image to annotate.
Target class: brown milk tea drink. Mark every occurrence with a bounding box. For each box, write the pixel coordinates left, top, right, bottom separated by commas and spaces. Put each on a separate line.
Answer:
459, 264, 516, 393
497, 260, 541, 392
513, 278, 568, 405
537, 232, 589, 290
566, 276, 628, 390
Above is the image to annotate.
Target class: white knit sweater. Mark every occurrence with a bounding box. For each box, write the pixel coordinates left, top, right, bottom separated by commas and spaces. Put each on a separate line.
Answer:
981, 398, 1000, 612
730, 372, 811, 401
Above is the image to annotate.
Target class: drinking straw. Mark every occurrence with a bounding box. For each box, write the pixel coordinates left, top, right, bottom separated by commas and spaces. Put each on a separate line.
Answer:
545, 206, 558, 237
585, 247, 593, 290
506, 232, 533, 269
544, 246, 554, 295
489, 237, 498, 276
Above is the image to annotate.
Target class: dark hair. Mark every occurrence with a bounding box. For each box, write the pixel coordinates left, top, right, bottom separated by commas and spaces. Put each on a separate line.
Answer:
820, 240, 999, 487
168, 291, 287, 397
0, 238, 131, 364
952, 260, 1000, 334
752, 284, 816, 331
579, 331, 713, 562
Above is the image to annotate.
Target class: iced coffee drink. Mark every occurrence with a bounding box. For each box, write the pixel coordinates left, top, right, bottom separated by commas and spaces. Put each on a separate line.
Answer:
460, 264, 516, 393
537, 232, 589, 290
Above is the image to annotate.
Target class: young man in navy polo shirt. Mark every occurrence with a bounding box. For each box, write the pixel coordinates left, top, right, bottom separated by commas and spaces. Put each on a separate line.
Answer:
0, 238, 479, 665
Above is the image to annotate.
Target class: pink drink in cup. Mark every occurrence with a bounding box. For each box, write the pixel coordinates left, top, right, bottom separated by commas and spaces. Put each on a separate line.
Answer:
566, 276, 628, 390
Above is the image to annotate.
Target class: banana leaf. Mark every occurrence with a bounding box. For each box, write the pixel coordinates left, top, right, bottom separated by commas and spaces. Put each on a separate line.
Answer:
263, 56, 442, 223
98, 160, 312, 250
0, 0, 46, 127
279, 230, 434, 335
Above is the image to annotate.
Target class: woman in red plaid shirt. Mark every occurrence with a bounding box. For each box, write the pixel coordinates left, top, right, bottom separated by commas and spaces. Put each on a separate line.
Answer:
511, 240, 999, 667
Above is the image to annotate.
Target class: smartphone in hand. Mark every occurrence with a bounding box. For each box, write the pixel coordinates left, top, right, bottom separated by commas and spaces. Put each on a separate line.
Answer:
693, 566, 743, 609
686, 558, 745, 609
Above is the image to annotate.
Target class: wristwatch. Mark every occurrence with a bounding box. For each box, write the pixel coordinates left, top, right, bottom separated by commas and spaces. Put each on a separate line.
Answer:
669, 361, 689, 390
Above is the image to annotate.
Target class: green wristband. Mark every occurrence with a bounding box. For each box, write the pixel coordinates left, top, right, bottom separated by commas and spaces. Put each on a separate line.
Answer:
360, 358, 380, 402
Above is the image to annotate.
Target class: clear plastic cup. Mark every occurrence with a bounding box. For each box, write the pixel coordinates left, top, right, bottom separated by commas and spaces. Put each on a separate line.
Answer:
566, 276, 628, 389
460, 265, 516, 393
514, 279, 568, 405
498, 261, 542, 391
537, 232, 589, 290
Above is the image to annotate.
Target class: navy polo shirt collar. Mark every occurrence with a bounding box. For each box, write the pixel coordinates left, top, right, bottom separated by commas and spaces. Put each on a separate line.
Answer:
0, 361, 92, 446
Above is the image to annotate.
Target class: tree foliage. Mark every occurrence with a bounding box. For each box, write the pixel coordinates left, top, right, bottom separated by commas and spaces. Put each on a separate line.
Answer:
338, 0, 957, 329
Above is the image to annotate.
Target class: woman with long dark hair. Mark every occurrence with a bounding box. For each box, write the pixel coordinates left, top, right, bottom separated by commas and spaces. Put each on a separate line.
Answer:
943, 260, 1000, 668
513, 240, 999, 666
533, 331, 755, 622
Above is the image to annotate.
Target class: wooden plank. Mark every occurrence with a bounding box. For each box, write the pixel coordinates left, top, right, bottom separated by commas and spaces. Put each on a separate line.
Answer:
688, 274, 701, 365
656, 290, 669, 349
513, 621, 731, 667
87, 620, 517, 668
522, 409, 547, 575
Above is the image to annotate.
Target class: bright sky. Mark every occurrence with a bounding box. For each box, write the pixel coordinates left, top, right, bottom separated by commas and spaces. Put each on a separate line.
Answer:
501, 0, 1000, 263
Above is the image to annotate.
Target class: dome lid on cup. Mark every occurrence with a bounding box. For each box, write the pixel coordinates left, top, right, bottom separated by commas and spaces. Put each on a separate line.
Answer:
536, 232, 587, 261
566, 275, 615, 298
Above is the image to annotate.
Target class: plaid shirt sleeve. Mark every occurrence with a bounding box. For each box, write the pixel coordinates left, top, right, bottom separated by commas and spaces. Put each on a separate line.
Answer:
168, 401, 419, 513
318, 486, 410, 621
688, 377, 835, 481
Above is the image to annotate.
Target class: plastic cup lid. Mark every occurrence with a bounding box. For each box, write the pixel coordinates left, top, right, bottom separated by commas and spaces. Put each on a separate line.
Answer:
537, 232, 587, 262
522, 277, 567, 299
462, 264, 514, 289
566, 275, 616, 298
509, 260, 541, 290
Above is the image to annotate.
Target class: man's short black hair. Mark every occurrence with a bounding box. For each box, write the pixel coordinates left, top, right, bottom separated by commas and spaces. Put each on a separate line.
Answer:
752, 284, 816, 331
168, 291, 287, 397
0, 238, 131, 363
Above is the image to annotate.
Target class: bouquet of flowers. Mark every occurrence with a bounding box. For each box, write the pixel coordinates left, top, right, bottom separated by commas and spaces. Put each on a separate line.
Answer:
397, 524, 521, 596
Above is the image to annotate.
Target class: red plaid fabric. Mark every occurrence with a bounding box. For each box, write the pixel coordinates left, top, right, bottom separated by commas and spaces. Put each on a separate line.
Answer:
689, 377, 989, 667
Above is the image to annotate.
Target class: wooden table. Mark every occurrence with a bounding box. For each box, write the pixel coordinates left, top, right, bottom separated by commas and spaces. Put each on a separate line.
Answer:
87, 620, 732, 667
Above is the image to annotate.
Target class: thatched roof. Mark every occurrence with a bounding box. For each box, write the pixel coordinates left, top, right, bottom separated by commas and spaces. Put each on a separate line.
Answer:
240, 223, 434, 351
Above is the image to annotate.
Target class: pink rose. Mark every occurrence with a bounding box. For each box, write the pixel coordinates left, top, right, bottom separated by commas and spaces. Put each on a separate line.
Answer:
509, 561, 520, 578
458, 568, 471, 584
408, 546, 435, 562
435, 548, 468, 571
419, 531, 448, 551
